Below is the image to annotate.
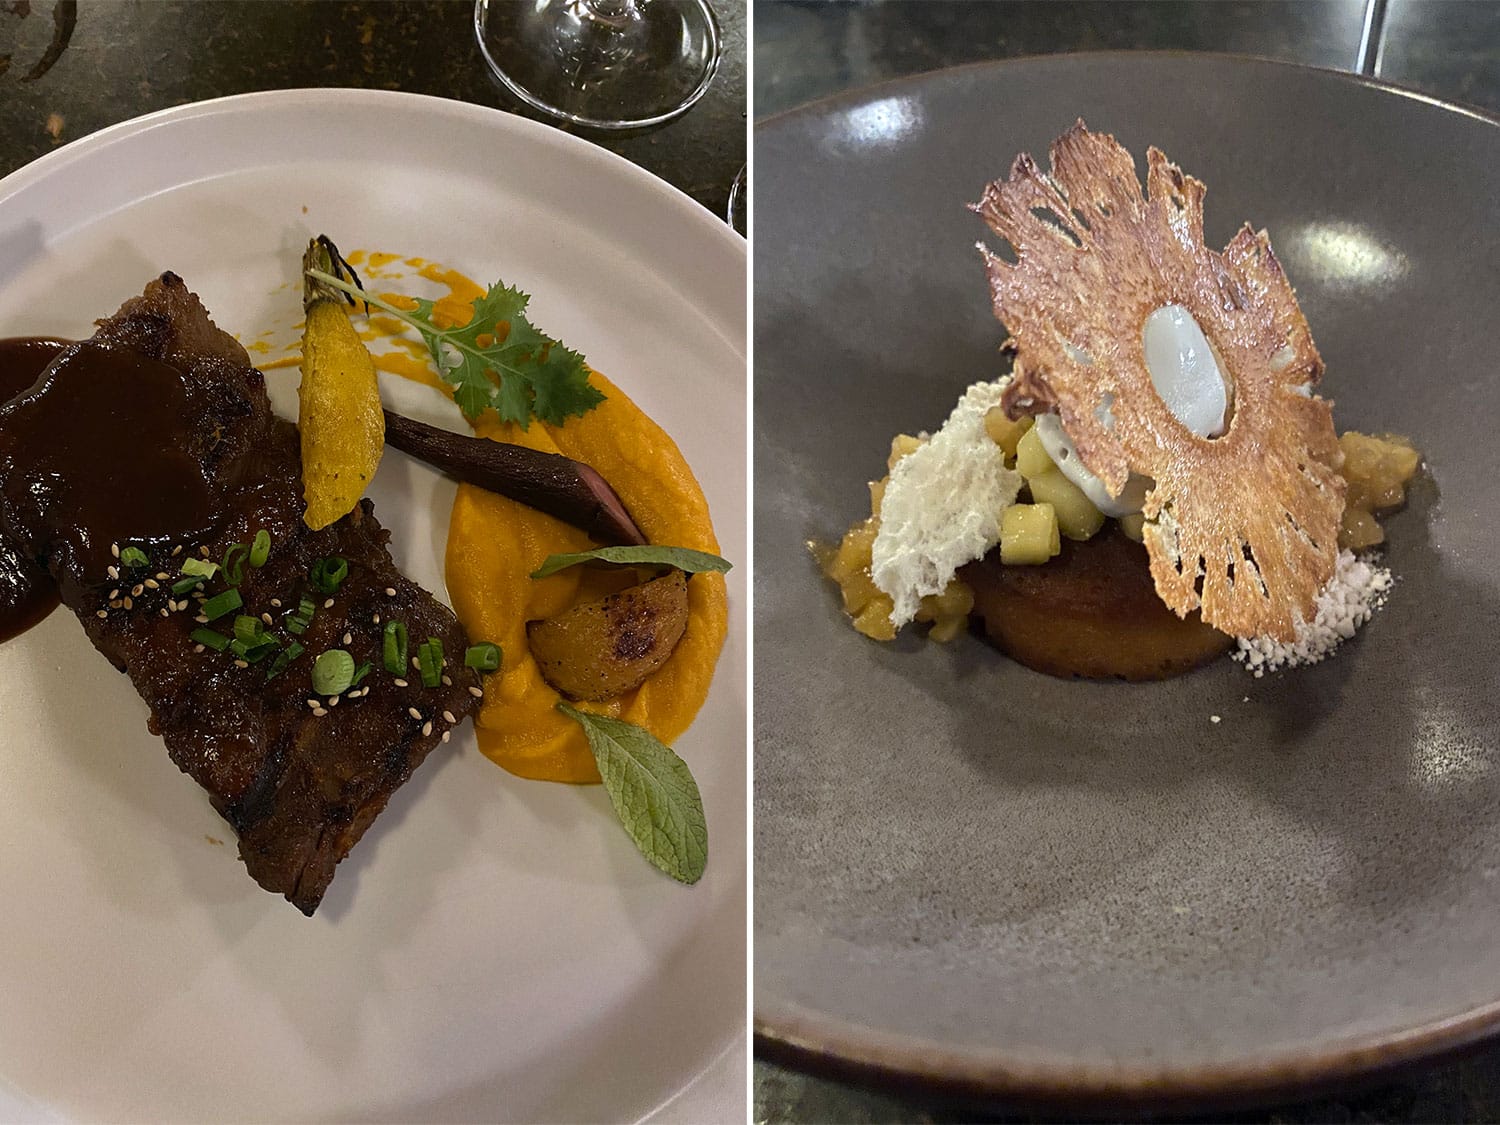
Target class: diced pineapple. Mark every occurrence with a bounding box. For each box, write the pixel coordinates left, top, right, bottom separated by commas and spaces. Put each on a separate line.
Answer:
1118, 512, 1146, 542
1015, 426, 1055, 479
852, 594, 897, 641
887, 433, 926, 471
983, 407, 1033, 459
1026, 468, 1105, 541
1000, 502, 1061, 565
1339, 506, 1385, 550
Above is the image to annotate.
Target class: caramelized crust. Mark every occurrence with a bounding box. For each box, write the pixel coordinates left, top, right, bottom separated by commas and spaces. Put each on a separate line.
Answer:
961, 526, 1232, 681
972, 122, 1344, 641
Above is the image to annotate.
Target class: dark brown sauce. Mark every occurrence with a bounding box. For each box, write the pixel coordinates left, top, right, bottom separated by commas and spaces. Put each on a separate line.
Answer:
0, 337, 68, 640
0, 337, 217, 590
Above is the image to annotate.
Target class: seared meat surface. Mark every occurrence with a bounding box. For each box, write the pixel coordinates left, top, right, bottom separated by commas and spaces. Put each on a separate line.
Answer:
0, 273, 480, 914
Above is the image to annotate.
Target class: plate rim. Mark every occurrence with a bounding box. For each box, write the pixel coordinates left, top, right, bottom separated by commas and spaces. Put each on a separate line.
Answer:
753, 50, 1500, 1109
0, 85, 746, 262
0, 86, 745, 1123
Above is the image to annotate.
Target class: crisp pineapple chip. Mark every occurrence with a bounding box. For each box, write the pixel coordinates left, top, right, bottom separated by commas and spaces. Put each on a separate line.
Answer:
972, 122, 1344, 641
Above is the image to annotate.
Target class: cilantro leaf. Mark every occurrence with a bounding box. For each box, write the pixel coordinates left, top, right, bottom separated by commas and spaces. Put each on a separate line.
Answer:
305, 268, 604, 429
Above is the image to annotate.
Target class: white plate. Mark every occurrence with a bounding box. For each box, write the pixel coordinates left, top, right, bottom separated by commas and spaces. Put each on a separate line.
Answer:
0, 89, 746, 1123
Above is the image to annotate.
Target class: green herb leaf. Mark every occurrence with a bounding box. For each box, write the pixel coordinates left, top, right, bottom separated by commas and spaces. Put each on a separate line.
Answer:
556, 703, 707, 884
305, 267, 604, 429
119, 546, 148, 568
530, 545, 732, 580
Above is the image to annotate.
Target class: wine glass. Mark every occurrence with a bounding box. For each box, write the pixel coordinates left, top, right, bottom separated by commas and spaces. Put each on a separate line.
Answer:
727, 163, 746, 237
474, 0, 721, 131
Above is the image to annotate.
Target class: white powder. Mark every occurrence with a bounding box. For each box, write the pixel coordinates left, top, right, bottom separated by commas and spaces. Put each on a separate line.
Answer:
871, 379, 1023, 628
1233, 549, 1394, 676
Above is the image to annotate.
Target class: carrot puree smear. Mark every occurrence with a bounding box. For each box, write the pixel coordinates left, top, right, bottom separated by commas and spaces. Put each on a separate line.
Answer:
262, 250, 727, 784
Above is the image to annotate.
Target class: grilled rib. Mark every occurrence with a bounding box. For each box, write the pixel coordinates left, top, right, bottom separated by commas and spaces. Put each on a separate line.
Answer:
0, 273, 481, 914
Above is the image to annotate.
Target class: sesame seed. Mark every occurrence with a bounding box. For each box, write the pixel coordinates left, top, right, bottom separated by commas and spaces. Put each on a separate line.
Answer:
324, 598, 334, 609
411, 656, 420, 669
421, 721, 432, 737
144, 579, 159, 589
442, 710, 456, 724
270, 598, 282, 608
110, 542, 120, 558
195, 614, 208, 624
131, 584, 143, 597
122, 597, 133, 610
200, 546, 211, 557
328, 695, 339, 707
372, 614, 381, 624
342, 632, 352, 645
468, 685, 483, 698
262, 612, 274, 626
107, 565, 119, 579
1210, 715, 1222, 724
441, 731, 451, 744
155, 572, 170, 581
108, 589, 120, 599
393, 678, 408, 688
407, 707, 422, 720
385, 587, 397, 597
171, 545, 182, 557
95, 609, 108, 618
193, 644, 205, 654
233, 659, 249, 669
109, 599, 122, 609
441, 675, 452, 686
312, 707, 327, 717
159, 608, 169, 618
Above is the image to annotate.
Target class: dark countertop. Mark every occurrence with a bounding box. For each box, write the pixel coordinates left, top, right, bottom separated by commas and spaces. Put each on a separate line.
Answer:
753, 2, 1500, 1122
0, 0, 745, 218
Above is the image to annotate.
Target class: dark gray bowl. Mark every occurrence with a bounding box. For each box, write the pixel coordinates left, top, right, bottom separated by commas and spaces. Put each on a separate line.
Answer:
753, 53, 1500, 1112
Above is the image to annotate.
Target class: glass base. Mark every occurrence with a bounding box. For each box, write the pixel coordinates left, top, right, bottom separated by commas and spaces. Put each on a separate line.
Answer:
475, 0, 721, 131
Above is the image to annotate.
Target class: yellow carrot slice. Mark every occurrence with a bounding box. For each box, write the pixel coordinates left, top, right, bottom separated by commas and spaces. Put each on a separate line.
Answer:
298, 237, 384, 530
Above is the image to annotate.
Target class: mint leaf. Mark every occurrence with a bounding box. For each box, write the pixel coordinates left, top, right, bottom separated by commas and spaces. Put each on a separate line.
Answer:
531, 545, 732, 580
557, 704, 707, 884
305, 267, 604, 429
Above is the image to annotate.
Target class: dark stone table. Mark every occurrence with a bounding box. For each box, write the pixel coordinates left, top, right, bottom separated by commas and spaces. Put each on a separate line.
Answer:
0, 0, 745, 218
753, 1, 1500, 1121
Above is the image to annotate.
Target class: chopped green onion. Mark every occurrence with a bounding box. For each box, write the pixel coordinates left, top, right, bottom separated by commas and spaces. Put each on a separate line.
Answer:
200, 588, 243, 622
311, 556, 349, 594
180, 557, 218, 579
171, 575, 205, 595
382, 621, 408, 673
350, 661, 373, 688
222, 543, 249, 586
233, 615, 267, 645
285, 593, 316, 635
190, 628, 230, 651
464, 642, 501, 672
229, 637, 278, 664
119, 546, 149, 568
312, 649, 356, 695
417, 637, 444, 688
265, 641, 305, 681
249, 529, 271, 568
